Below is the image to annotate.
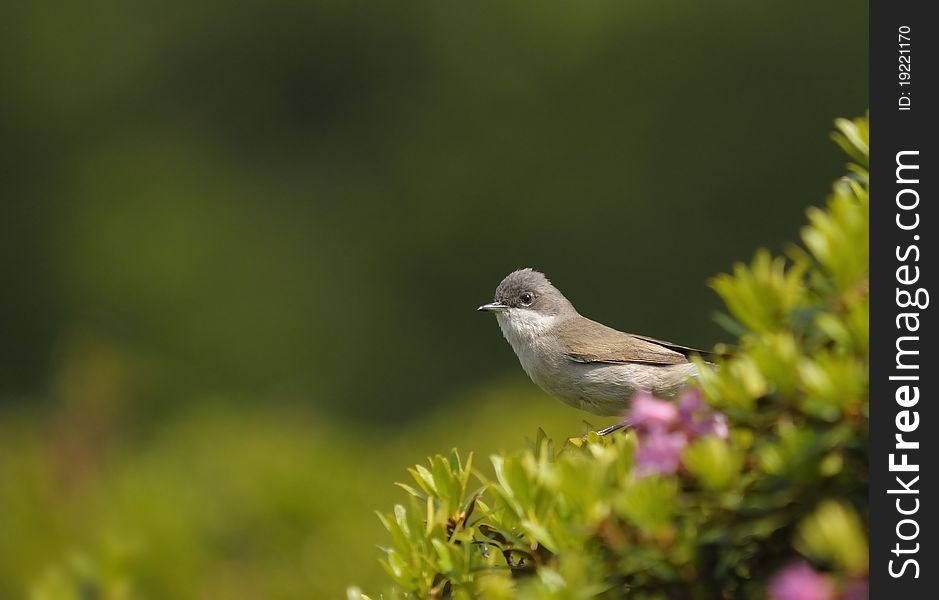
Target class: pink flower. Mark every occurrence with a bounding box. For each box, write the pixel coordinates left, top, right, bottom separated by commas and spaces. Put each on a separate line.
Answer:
768, 561, 834, 600
627, 389, 730, 478
837, 581, 868, 600
629, 392, 679, 431
678, 388, 705, 416
635, 429, 687, 476
678, 389, 729, 439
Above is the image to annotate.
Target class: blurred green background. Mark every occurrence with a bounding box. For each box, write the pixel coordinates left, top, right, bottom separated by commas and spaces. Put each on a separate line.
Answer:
1, 1, 866, 598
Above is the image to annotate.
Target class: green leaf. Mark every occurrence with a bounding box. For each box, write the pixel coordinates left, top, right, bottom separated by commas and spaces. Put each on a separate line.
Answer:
796, 500, 869, 575
683, 437, 742, 491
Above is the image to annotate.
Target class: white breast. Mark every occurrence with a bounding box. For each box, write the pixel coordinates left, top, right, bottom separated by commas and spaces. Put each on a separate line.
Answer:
495, 310, 558, 384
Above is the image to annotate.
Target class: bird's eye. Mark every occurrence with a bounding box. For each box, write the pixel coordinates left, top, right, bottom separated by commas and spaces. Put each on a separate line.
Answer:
520, 292, 534, 306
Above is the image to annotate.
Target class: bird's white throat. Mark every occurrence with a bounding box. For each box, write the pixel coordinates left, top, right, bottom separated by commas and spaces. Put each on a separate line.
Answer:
495, 309, 556, 353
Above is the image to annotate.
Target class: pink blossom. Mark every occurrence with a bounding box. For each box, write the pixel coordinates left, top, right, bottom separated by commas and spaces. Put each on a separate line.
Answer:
711, 413, 729, 438
678, 388, 705, 415
629, 392, 679, 431
768, 561, 834, 600
837, 581, 868, 600
635, 429, 687, 476
678, 388, 729, 439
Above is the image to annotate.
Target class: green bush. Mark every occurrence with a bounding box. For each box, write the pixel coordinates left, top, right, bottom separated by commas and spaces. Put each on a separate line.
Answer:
355, 115, 869, 599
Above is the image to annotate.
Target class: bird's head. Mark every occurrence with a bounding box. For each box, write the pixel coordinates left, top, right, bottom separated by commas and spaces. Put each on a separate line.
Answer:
478, 268, 576, 328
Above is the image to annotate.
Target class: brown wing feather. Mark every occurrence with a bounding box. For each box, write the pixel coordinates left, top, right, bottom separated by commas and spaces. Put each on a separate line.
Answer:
629, 333, 713, 361
558, 318, 694, 366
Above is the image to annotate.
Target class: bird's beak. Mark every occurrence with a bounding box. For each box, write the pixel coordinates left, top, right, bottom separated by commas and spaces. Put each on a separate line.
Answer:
477, 301, 509, 312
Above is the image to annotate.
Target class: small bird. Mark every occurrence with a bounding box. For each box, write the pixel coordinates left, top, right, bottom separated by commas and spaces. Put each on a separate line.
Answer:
479, 269, 709, 425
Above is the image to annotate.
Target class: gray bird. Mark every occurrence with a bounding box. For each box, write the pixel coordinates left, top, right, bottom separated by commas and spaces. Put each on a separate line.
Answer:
479, 268, 709, 426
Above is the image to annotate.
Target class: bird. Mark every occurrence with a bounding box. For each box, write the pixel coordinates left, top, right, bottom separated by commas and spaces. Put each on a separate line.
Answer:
478, 268, 710, 432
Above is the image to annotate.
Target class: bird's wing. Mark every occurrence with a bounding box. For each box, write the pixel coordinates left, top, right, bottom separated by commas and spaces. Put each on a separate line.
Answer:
559, 318, 708, 366
629, 333, 713, 362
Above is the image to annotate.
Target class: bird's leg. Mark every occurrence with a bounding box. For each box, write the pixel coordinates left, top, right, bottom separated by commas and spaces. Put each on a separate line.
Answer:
596, 419, 631, 436
596, 423, 623, 436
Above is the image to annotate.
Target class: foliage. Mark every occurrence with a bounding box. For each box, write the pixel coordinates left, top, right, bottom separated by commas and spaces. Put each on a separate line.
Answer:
358, 115, 870, 599
2, 386, 583, 599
